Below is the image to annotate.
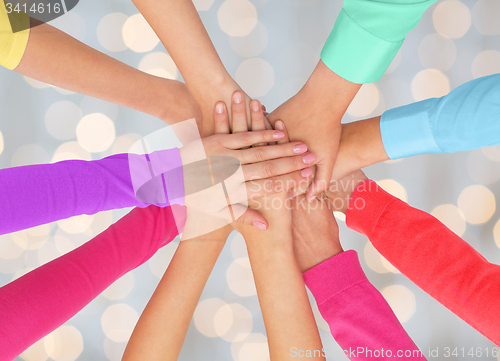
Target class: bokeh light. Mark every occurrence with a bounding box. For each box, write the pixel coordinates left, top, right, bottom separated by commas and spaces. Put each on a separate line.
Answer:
218, 0, 257, 37
44, 325, 84, 361
103, 337, 127, 361
122, 14, 160, 53
418, 34, 456, 71
97, 13, 128, 52
138, 52, 178, 80
235, 58, 275, 97
20, 338, 49, 361
193, 0, 215, 11
45, 101, 82, 140
112, 134, 143, 155
215, 303, 253, 342
381, 285, 416, 323
194, 298, 227, 338
466, 149, 500, 185
411, 69, 450, 102
57, 214, 94, 234
471, 50, 500, 79
346, 83, 380, 117
0, 233, 25, 260
102, 272, 135, 300
494, 219, 500, 249
101, 304, 139, 343
432, 0, 471, 39
431, 204, 466, 237
230, 232, 248, 259
76, 113, 116, 153
148, 240, 179, 278
0, 130, 3, 156
377, 179, 408, 202
364, 242, 399, 274
11, 144, 50, 167
231, 333, 269, 361
472, 0, 500, 35
482, 146, 500, 162
52, 141, 92, 163
50, 11, 86, 42
229, 22, 268, 57
385, 50, 402, 74
457, 185, 496, 225
226, 257, 257, 297
11, 224, 53, 250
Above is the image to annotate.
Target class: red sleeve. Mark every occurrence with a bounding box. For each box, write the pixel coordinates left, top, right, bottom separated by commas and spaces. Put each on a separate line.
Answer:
346, 180, 500, 345
0, 205, 185, 360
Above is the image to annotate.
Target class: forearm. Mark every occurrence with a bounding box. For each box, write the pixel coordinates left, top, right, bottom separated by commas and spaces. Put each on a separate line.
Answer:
122, 226, 231, 361
15, 21, 199, 125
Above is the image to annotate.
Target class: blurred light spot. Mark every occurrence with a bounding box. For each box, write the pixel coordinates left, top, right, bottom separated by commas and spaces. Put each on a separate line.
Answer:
77, 113, 116, 153
230, 232, 248, 259
364, 242, 398, 274
235, 58, 274, 97
0, 234, 25, 259
472, 0, 500, 35
334, 212, 346, 222
148, 239, 179, 278
138, 52, 178, 80
231, 333, 269, 361
218, 0, 257, 36
384, 158, 404, 164
418, 34, 456, 71
44, 325, 83, 361
102, 304, 139, 342
0, 255, 27, 275
24, 76, 51, 89
88, 211, 114, 235
433, 0, 471, 38
80, 97, 120, 121
457, 185, 496, 224
0, 131, 3, 156
216, 303, 253, 342
50, 11, 86, 41
381, 285, 416, 323
494, 219, 500, 249
482, 146, 500, 162
102, 272, 135, 300
12, 267, 34, 281
193, 0, 215, 11
11, 224, 52, 250
20, 338, 49, 361
97, 13, 128, 52
471, 50, 500, 79
103, 337, 127, 361
112, 134, 143, 155
57, 214, 94, 234
310, 297, 329, 331
229, 22, 268, 57
431, 204, 466, 237
377, 179, 408, 202
45, 101, 82, 140
194, 298, 227, 337
37, 239, 60, 266
411, 69, 450, 102
346, 83, 380, 118
11, 144, 50, 167
52, 141, 91, 163
277, 77, 307, 105
385, 50, 402, 74
467, 149, 500, 185
54, 234, 75, 255
227, 257, 257, 297
122, 14, 160, 53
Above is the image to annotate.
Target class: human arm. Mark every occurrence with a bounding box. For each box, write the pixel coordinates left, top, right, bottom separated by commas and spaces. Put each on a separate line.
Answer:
332, 73, 500, 180
292, 195, 426, 361
339, 176, 500, 345
0, 204, 183, 360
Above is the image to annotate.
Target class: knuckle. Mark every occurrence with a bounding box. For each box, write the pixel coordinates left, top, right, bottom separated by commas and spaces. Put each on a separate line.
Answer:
263, 162, 278, 178
254, 148, 267, 162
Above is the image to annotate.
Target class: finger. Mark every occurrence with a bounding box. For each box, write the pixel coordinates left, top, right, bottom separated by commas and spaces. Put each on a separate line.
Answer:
236, 142, 308, 164
233, 206, 268, 231
221, 130, 285, 149
262, 104, 267, 112
274, 120, 290, 144
250, 99, 267, 147
242, 152, 316, 181
246, 168, 313, 199
231, 91, 248, 133
214, 101, 230, 134
306, 162, 334, 202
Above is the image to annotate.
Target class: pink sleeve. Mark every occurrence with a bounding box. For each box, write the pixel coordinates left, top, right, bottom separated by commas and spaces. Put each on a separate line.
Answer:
0, 204, 186, 360
303, 250, 426, 360
346, 180, 500, 345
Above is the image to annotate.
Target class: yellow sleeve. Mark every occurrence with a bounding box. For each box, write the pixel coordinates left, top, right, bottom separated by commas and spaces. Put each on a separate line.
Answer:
0, 0, 30, 70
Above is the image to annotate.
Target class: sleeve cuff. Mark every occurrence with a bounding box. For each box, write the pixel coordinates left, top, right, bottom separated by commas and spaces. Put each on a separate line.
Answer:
148, 148, 185, 206
302, 250, 368, 305
345, 180, 399, 238
0, 5, 30, 70
321, 9, 403, 84
380, 98, 442, 159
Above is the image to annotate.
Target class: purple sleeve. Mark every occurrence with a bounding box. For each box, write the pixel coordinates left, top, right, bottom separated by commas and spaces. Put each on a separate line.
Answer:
0, 148, 184, 234
303, 250, 426, 361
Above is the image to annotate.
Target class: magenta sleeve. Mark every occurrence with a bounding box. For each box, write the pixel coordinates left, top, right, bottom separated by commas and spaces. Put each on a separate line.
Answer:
303, 250, 426, 360
0, 204, 185, 360
0, 148, 184, 235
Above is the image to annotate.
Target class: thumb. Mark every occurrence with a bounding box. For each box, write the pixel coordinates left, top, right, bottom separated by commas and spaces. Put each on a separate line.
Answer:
306, 162, 333, 202
232, 205, 268, 231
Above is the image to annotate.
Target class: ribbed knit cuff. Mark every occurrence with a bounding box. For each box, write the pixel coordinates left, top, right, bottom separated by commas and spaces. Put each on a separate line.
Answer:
0, 4, 30, 70
321, 9, 403, 84
346, 180, 399, 238
303, 250, 367, 305
380, 98, 442, 159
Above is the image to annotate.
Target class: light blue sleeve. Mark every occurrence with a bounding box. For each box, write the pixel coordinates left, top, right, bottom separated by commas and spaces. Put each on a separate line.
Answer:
380, 74, 500, 159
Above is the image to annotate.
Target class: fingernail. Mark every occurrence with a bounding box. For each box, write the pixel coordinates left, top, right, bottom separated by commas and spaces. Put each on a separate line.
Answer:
263, 111, 269, 116
253, 221, 267, 230
302, 153, 315, 164
308, 195, 317, 202
273, 131, 285, 139
216, 103, 224, 114
293, 143, 307, 154
251, 101, 260, 111
301, 168, 313, 177
275, 121, 284, 131
234, 92, 243, 104
288, 190, 293, 199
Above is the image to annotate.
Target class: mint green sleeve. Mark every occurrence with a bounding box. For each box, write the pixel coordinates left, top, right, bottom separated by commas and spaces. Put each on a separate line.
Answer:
321, 0, 437, 84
